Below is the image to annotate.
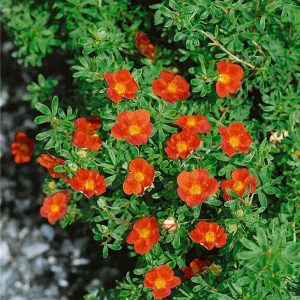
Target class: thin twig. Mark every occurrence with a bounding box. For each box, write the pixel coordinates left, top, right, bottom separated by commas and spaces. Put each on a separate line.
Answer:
197, 30, 257, 70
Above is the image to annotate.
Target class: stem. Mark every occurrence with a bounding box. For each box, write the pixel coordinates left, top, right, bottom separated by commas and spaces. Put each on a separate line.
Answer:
197, 30, 257, 70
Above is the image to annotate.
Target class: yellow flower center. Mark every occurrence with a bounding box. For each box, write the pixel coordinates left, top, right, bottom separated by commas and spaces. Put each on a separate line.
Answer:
129, 124, 141, 136
176, 141, 188, 152
219, 73, 230, 83
205, 231, 216, 243
191, 265, 200, 274
233, 181, 244, 192
84, 179, 95, 190
50, 204, 59, 213
229, 136, 240, 147
20, 143, 28, 151
134, 172, 144, 182
48, 181, 55, 190
167, 82, 178, 93
155, 278, 166, 289
114, 82, 126, 94
139, 228, 150, 239
186, 117, 196, 127
190, 184, 202, 195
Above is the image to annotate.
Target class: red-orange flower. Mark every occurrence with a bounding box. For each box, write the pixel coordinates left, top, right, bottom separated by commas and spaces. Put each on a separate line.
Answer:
135, 32, 156, 61
216, 61, 244, 98
104, 69, 138, 103
219, 122, 252, 156
68, 168, 106, 198
152, 71, 190, 103
11, 132, 34, 164
72, 116, 101, 151
221, 168, 258, 201
177, 169, 218, 206
111, 109, 153, 145
123, 158, 154, 195
126, 216, 160, 254
144, 265, 181, 299
165, 131, 201, 160
182, 258, 211, 279
189, 221, 227, 250
40, 191, 70, 223
37, 154, 65, 179
173, 115, 211, 134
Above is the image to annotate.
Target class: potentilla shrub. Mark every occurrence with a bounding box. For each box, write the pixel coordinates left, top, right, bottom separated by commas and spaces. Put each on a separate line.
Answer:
2, 0, 300, 299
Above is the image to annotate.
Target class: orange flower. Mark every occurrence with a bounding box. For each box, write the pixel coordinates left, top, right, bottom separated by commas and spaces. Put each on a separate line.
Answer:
135, 32, 156, 61
11, 132, 34, 164
40, 191, 70, 223
123, 158, 154, 195
182, 258, 211, 279
144, 265, 181, 299
173, 115, 211, 134
216, 61, 244, 98
72, 116, 101, 151
221, 168, 258, 201
219, 122, 252, 156
126, 216, 160, 254
111, 109, 153, 145
68, 168, 107, 198
177, 169, 218, 206
37, 154, 65, 179
189, 221, 227, 250
165, 131, 201, 160
104, 69, 138, 103
152, 71, 190, 103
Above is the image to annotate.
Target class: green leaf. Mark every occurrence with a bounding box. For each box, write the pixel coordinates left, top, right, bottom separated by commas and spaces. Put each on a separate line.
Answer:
35, 102, 51, 115
34, 115, 51, 124
51, 96, 59, 116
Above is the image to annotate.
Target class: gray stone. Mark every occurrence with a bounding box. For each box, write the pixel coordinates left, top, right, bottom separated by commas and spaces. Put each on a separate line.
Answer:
0, 241, 11, 266
21, 242, 50, 260
41, 224, 55, 241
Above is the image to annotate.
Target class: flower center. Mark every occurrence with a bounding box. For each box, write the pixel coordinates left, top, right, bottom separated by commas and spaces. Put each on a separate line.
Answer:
167, 82, 178, 93
205, 231, 216, 243
176, 141, 188, 152
229, 136, 240, 147
20, 143, 28, 151
114, 82, 126, 94
155, 278, 166, 289
190, 184, 202, 195
139, 228, 150, 239
219, 73, 230, 83
233, 181, 244, 192
191, 265, 200, 274
134, 172, 144, 182
84, 179, 95, 190
50, 204, 59, 213
129, 124, 141, 136
187, 117, 196, 127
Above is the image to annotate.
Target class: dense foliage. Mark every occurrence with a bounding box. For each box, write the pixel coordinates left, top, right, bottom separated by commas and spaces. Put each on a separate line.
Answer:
2, 0, 300, 299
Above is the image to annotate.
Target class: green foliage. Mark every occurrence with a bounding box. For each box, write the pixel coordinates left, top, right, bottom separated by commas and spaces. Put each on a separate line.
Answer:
2, 0, 300, 299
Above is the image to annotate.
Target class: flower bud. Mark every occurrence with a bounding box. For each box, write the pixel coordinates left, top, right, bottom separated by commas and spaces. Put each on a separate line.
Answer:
162, 217, 177, 232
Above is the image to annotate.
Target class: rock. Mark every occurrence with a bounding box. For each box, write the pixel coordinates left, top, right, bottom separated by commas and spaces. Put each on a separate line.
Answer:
72, 258, 90, 266
41, 224, 55, 241
21, 242, 50, 260
0, 241, 11, 266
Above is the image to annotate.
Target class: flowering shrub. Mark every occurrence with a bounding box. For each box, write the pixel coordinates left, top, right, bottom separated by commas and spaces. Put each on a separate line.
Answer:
2, 0, 300, 299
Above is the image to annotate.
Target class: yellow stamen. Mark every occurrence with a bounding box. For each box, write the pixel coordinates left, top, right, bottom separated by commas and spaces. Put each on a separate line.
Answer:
114, 82, 126, 94
205, 231, 216, 243
50, 204, 59, 213
190, 184, 202, 195
219, 74, 230, 83
84, 179, 95, 190
167, 82, 177, 93
129, 124, 141, 136
134, 172, 144, 182
233, 181, 244, 192
229, 136, 240, 147
155, 278, 166, 289
139, 228, 150, 239
176, 141, 188, 152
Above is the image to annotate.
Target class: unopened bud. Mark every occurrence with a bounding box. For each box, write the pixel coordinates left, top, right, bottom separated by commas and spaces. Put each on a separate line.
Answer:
162, 217, 177, 232
208, 263, 222, 276
77, 150, 88, 158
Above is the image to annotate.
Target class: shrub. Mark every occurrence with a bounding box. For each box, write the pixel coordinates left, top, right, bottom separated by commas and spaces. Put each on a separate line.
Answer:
2, 0, 300, 299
